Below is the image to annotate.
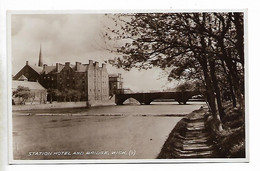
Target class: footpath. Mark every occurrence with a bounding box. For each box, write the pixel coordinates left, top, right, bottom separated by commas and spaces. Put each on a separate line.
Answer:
158, 108, 219, 158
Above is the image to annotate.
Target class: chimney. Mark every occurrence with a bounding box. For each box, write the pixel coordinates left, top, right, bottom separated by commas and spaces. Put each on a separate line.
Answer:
102, 63, 106, 68
43, 64, 47, 69
56, 63, 60, 72
65, 62, 70, 66
89, 60, 93, 65
26, 61, 28, 65
76, 62, 81, 71
95, 61, 99, 67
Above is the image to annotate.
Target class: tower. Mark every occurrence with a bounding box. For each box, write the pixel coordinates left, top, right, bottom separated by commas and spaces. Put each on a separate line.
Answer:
38, 44, 43, 67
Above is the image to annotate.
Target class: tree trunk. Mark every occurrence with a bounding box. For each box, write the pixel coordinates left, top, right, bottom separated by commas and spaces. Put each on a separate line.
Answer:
219, 38, 244, 112
199, 55, 223, 131
224, 58, 244, 111
233, 13, 244, 66
221, 60, 237, 107
209, 59, 225, 121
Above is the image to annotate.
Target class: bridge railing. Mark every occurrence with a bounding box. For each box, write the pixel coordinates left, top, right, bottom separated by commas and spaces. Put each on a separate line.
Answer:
115, 91, 206, 105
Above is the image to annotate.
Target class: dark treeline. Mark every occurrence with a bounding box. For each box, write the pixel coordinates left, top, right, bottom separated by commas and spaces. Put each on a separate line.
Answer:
105, 13, 244, 131
48, 88, 81, 102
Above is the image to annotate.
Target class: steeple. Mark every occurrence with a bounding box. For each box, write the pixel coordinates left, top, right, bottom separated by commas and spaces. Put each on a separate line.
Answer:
38, 44, 43, 67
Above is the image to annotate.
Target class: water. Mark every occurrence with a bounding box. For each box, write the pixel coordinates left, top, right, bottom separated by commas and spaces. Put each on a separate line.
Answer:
12, 102, 206, 160
13, 101, 206, 116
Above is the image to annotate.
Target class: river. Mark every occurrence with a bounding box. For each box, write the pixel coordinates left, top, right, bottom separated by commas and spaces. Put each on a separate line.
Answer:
12, 102, 206, 160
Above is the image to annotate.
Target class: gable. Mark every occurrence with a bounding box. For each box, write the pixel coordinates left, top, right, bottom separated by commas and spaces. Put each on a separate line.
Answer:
13, 65, 41, 81
60, 65, 75, 75
42, 66, 56, 74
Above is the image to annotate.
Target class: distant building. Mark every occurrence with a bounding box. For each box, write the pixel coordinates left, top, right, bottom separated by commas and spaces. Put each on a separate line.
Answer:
13, 46, 110, 104
109, 73, 123, 96
13, 61, 42, 82
39, 61, 109, 102
12, 79, 47, 105
123, 88, 134, 94
14, 60, 109, 104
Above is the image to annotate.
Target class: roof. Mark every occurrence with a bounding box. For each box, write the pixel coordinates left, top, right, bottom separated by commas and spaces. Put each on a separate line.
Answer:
109, 74, 119, 77
42, 66, 56, 74
75, 64, 88, 72
28, 65, 43, 74
12, 80, 46, 90
56, 64, 65, 73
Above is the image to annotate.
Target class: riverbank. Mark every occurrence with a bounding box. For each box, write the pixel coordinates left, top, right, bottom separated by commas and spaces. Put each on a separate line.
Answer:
12, 100, 116, 111
205, 103, 245, 158
157, 107, 219, 158
157, 103, 245, 159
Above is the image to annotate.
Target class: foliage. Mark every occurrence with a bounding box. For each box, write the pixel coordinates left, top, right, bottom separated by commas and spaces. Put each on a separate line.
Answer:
65, 89, 81, 102
205, 108, 245, 158
174, 80, 204, 92
13, 86, 32, 105
53, 88, 81, 102
105, 13, 245, 129
47, 88, 55, 103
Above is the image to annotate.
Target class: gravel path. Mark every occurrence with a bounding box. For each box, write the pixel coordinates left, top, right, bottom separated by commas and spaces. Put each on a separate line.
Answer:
158, 108, 219, 158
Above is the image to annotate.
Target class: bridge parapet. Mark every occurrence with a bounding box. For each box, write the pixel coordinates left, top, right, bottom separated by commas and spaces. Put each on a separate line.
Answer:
115, 91, 204, 105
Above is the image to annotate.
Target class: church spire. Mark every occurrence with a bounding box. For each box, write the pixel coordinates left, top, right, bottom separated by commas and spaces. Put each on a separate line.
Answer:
38, 44, 43, 67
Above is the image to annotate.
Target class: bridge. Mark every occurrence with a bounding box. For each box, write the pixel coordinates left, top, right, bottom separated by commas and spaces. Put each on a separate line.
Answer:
115, 91, 204, 105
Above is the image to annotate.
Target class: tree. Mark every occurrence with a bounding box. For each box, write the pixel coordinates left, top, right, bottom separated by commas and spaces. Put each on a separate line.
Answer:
66, 89, 81, 102
13, 86, 32, 105
174, 80, 204, 92
105, 13, 244, 130
54, 89, 63, 102
70, 89, 81, 102
47, 88, 56, 103
53, 89, 82, 102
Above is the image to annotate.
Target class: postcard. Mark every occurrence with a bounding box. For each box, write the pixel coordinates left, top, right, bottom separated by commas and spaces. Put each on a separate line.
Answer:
8, 11, 248, 163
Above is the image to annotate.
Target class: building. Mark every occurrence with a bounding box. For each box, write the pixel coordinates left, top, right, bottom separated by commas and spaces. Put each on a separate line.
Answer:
12, 78, 47, 105
109, 73, 124, 96
40, 61, 109, 103
14, 60, 109, 104
123, 88, 134, 94
13, 61, 42, 82
13, 47, 110, 104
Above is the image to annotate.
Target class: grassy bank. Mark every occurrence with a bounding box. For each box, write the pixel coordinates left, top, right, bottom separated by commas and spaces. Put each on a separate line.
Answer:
205, 103, 245, 158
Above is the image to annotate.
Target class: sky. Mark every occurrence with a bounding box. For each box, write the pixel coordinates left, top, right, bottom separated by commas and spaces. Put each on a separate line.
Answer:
11, 14, 177, 92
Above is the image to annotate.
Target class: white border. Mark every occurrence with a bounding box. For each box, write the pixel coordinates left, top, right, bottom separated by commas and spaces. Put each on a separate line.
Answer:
6, 9, 249, 164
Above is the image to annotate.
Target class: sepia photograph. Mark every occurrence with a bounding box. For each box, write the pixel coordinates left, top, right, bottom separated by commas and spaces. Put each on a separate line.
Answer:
8, 11, 247, 162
